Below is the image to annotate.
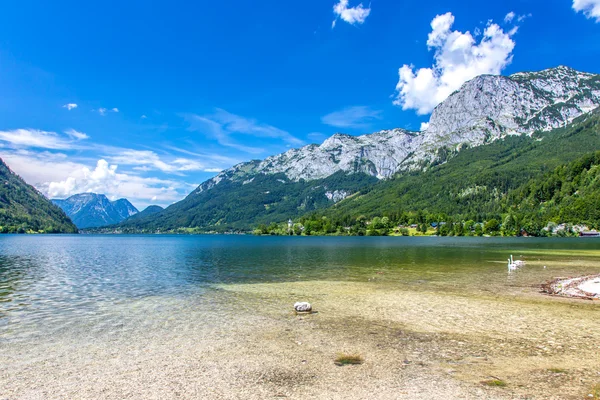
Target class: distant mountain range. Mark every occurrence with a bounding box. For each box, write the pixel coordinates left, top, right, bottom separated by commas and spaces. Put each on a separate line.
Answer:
52, 193, 139, 229
115, 66, 600, 233
0, 157, 77, 233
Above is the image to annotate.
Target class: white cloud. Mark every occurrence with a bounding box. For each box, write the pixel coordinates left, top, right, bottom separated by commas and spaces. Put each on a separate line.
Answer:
517, 13, 531, 23
0, 129, 233, 208
321, 106, 382, 129
106, 149, 207, 173
185, 115, 262, 154
62, 103, 78, 111
0, 128, 85, 150
141, 115, 148, 119
573, 0, 600, 21
393, 12, 518, 115
41, 159, 191, 208
94, 107, 119, 116
332, 0, 371, 28
64, 129, 89, 140
504, 12, 516, 23
1, 150, 87, 185
2, 153, 193, 208
163, 145, 240, 166
46, 159, 119, 199
183, 109, 302, 154
420, 122, 430, 131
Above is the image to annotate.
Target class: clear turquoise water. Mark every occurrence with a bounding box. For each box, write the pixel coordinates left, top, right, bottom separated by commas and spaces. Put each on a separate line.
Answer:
1, 235, 599, 343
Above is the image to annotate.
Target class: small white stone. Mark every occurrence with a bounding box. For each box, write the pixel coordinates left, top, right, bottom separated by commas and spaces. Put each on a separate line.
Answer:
294, 302, 312, 312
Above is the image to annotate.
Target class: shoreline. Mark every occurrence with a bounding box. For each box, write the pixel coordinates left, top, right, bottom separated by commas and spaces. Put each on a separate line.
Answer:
542, 274, 600, 300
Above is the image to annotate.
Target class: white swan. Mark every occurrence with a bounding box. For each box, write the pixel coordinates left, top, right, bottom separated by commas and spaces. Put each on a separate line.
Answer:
508, 255, 526, 271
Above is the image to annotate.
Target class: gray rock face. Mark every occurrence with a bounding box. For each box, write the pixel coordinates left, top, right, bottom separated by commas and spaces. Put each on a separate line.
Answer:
325, 190, 349, 203
422, 66, 600, 155
196, 66, 600, 195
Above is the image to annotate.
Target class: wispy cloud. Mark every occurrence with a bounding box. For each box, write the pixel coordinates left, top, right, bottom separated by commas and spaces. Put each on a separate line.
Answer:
573, 0, 600, 21
504, 11, 516, 23
95, 107, 119, 116
0, 128, 86, 150
164, 145, 240, 166
62, 103, 78, 111
64, 129, 89, 140
183, 109, 302, 154
393, 12, 519, 115
332, 0, 371, 28
321, 106, 382, 129
186, 115, 263, 154
0, 126, 223, 176
106, 149, 212, 174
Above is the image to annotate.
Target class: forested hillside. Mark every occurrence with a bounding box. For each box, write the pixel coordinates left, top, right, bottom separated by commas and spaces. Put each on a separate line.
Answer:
0, 158, 78, 233
507, 151, 600, 229
115, 171, 378, 232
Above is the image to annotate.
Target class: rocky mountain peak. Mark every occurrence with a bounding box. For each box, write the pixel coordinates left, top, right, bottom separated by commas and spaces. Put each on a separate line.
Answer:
422, 66, 600, 153
199, 66, 600, 195
52, 193, 139, 229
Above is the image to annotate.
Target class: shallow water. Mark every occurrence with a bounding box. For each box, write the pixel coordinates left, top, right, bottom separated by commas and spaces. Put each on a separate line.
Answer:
1, 235, 600, 399
1, 234, 599, 344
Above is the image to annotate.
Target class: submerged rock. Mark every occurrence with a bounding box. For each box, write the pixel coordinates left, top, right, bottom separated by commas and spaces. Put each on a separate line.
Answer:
294, 302, 312, 312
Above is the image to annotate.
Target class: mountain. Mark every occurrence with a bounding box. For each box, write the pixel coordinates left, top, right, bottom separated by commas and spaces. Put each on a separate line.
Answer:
0, 157, 77, 233
418, 66, 600, 158
203, 66, 600, 185
308, 108, 600, 234
111, 198, 139, 221
122, 66, 600, 232
52, 193, 139, 229
120, 205, 163, 223
116, 172, 378, 232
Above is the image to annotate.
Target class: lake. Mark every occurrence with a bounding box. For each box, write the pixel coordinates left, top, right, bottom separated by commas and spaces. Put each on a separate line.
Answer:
1, 235, 599, 399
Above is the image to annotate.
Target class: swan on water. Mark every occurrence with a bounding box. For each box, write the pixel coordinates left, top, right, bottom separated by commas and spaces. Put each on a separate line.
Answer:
508, 254, 526, 271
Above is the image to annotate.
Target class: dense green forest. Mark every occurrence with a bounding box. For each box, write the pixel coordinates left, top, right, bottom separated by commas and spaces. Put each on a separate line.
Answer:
0, 158, 78, 234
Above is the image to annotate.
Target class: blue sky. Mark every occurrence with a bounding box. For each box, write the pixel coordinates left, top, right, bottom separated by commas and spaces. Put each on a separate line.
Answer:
1, 0, 599, 209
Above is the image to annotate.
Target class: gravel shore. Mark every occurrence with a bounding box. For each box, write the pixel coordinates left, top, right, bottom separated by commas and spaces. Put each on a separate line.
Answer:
2, 278, 599, 400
